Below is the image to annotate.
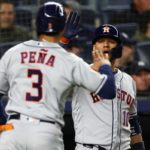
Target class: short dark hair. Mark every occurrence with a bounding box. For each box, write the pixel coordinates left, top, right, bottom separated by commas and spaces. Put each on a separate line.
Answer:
0, 0, 14, 8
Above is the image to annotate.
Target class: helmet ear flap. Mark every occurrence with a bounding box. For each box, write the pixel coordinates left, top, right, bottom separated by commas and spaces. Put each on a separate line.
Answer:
110, 44, 123, 59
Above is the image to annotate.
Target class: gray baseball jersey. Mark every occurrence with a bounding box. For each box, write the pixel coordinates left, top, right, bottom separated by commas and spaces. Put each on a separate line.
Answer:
0, 40, 108, 126
0, 40, 109, 150
72, 69, 137, 150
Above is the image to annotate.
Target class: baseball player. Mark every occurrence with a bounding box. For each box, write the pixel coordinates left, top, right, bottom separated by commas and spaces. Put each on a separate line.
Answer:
0, 2, 116, 150
72, 24, 145, 150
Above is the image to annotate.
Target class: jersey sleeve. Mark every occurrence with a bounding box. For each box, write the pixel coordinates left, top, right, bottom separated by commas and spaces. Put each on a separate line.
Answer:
130, 79, 137, 116
72, 58, 107, 93
0, 54, 9, 94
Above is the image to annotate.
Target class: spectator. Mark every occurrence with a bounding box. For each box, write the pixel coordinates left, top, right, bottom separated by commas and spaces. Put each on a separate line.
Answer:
126, 0, 150, 23
130, 61, 150, 95
115, 32, 136, 71
0, 0, 31, 43
109, 0, 150, 24
133, 10, 150, 42
131, 0, 150, 15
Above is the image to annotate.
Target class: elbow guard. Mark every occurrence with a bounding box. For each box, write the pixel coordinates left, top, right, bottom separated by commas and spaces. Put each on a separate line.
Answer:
97, 65, 116, 99
129, 115, 142, 136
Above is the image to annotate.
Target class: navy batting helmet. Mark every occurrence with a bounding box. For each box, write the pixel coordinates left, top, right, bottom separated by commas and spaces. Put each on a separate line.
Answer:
92, 24, 122, 58
36, 2, 66, 36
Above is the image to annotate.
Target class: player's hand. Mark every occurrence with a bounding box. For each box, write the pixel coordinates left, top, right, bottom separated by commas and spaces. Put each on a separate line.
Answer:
0, 123, 14, 133
60, 11, 81, 44
91, 46, 111, 71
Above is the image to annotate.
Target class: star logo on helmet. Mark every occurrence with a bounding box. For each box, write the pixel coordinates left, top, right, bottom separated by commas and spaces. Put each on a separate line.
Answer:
103, 26, 110, 33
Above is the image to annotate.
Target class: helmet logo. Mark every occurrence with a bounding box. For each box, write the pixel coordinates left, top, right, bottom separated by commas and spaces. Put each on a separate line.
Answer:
103, 26, 110, 33
48, 23, 53, 32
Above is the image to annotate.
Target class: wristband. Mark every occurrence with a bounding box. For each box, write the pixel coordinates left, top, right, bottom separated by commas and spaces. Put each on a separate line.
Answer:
60, 37, 70, 44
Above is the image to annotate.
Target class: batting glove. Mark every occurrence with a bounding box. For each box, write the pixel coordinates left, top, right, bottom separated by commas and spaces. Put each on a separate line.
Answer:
60, 11, 81, 44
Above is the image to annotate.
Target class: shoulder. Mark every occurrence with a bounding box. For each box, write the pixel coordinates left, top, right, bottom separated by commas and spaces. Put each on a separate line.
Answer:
1, 41, 26, 59
123, 72, 133, 80
117, 69, 135, 85
119, 70, 134, 81
119, 70, 136, 88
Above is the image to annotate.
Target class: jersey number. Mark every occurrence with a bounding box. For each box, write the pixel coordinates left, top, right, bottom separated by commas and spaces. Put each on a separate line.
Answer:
26, 69, 43, 102
123, 111, 129, 127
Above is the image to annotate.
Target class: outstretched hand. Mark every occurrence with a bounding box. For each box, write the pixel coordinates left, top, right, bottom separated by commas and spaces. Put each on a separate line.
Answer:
60, 11, 81, 44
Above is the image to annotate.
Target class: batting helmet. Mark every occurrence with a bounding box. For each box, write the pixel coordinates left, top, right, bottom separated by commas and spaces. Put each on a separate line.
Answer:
36, 2, 66, 36
92, 24, 122, 58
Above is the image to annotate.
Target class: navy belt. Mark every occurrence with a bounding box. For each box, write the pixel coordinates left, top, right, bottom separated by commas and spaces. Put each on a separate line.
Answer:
9, 113, 55, 124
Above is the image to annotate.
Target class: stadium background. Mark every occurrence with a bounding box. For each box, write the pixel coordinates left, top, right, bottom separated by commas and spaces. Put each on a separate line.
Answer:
0, 0, 150, 149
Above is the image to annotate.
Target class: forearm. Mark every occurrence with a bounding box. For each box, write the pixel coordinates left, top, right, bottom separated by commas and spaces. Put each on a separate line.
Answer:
97, 65, 116, 99
130, 116, 145, 150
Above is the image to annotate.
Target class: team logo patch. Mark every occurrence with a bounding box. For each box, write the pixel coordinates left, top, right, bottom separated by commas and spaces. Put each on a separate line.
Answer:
103, 26, 110, 33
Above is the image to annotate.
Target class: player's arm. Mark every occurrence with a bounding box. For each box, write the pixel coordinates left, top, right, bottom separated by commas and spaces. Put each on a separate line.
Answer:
129, 80, 145, 150
73, 56, 115, 99
0, 52, 10, 125
0, 94, 7, 125
95, 64, 115, 99
90, 47, 115, 99
130, 115, 145, 150
0, 93, 13, 133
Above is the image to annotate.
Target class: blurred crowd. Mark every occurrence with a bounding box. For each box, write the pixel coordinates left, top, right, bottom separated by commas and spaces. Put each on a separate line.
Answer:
0, 0, 150, 96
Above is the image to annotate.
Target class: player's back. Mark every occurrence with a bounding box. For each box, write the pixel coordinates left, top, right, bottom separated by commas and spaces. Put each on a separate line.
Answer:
3, 40, 82, 126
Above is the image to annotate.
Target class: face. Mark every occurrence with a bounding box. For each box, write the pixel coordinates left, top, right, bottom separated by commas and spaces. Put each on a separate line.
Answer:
132, 70, 150, 91
134, 0, 150, 13
0, 3, 15, 29
93, 37, 118, 60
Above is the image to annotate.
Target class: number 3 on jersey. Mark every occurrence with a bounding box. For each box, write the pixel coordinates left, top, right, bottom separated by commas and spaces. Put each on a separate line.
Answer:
26, 69, 43, 102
